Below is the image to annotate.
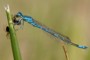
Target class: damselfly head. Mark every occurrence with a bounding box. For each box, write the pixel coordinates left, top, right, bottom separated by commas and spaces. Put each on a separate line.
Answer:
15, 12, 23, 17
13, 16, 21, 25
12, 13, 23, 25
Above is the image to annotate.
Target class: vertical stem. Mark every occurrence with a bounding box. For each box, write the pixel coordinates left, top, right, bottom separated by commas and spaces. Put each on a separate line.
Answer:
5, 5, 22, 60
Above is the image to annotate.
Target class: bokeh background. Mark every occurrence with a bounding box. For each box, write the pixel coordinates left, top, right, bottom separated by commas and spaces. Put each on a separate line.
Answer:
0, 0, 90, 60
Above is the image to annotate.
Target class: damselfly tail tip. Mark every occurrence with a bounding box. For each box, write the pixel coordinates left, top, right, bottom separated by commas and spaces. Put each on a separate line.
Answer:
78, 45, 88, 49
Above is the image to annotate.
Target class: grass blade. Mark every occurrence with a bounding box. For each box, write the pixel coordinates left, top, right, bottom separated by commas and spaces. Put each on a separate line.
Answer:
5, 5, 22, 60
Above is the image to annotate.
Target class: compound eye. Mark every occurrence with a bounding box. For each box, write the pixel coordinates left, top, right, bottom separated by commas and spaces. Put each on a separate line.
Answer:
15, 14, 20, 17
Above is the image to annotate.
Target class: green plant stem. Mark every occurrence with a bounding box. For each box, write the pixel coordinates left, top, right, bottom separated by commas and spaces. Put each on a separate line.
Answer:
5, 5, 22, 60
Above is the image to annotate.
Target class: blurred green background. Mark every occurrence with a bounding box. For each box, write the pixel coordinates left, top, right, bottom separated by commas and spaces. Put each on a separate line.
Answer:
0, 0, 89, 60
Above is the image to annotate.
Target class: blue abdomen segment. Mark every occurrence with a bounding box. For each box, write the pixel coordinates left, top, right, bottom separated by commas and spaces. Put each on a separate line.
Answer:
71, 42, 88, 49
78, 45, 87, 49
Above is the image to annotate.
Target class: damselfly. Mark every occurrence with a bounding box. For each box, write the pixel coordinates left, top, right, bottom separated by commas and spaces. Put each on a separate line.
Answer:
12, 12, 87, 49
